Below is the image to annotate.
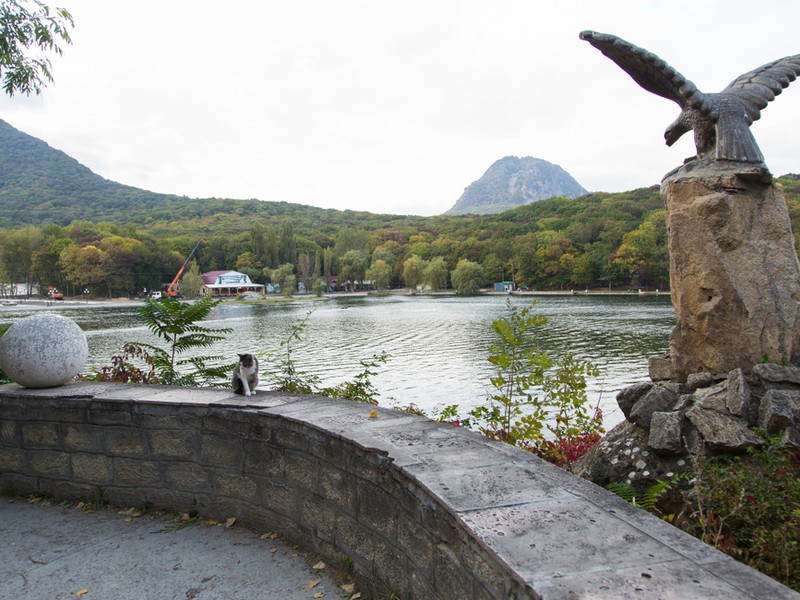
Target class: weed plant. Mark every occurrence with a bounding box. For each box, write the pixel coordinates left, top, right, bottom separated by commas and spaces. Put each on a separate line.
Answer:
269, 308, 388, 404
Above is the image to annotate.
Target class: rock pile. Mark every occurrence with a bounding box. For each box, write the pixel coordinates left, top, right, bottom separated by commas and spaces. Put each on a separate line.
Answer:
572, 363, 800, 489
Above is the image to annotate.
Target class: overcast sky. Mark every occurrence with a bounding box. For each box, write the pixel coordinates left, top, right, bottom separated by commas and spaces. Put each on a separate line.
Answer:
2, 0, 799, 216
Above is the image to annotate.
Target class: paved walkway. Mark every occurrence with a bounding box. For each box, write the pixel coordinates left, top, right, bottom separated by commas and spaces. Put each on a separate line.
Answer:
0, 497, 348, 600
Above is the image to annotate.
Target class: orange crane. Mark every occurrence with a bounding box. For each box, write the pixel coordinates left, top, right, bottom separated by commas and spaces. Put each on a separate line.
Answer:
165, 241, 201, 298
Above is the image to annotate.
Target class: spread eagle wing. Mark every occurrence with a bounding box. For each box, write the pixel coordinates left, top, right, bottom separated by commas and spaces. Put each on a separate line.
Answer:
722, 55, 800, 125
713, 55, 800, 162
579, 30, 710, 114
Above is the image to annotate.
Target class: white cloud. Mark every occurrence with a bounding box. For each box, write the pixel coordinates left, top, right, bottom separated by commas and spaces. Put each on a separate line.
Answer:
2, 0, 799, 215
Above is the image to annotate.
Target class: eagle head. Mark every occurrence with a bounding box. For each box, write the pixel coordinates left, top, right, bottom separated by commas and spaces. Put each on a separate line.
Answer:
664, 112, 692, 147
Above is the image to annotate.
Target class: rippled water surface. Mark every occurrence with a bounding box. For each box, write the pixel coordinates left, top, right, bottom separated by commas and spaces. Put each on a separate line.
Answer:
0, 294, 675, 428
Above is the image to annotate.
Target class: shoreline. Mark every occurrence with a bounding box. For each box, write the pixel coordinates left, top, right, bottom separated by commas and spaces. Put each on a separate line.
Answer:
0, 288, 671, 311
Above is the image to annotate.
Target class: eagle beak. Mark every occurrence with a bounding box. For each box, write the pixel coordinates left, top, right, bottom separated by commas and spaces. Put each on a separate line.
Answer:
665, 118, 689, 147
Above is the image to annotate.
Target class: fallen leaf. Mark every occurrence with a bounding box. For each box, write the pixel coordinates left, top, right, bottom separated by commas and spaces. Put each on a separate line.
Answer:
340, 583, 355, 593
369, 410, 378, 419
225, 517, 236, 528
312, 561, 326, 570
349, 593, 362, 600
270, 547, 278, 554
307, 579, 321, 589
74, 589, 89, 597
179, 512, 191, 522
313, 593, 325, 599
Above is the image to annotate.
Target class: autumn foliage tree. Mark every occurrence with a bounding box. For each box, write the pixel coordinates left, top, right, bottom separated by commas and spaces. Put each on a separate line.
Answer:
59, 244, 109, 296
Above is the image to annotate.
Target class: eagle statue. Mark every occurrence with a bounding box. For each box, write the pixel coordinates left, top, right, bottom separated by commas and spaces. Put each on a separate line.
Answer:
580, 30, 800, 164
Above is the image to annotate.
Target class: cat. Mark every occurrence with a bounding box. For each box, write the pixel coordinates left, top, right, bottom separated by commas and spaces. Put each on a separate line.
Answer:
232, 353, 259, 396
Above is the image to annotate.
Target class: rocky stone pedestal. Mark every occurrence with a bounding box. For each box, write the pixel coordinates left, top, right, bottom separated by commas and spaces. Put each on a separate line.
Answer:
662, 160, 800, 381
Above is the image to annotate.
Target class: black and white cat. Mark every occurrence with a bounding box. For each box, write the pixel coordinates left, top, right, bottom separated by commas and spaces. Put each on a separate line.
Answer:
232, 353, 259, 396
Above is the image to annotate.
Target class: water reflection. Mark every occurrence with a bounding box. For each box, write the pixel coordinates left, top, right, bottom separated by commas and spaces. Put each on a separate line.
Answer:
0, 294, 674, 429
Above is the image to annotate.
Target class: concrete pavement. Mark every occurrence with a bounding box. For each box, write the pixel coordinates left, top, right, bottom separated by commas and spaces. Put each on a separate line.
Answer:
0, 496, 349, 600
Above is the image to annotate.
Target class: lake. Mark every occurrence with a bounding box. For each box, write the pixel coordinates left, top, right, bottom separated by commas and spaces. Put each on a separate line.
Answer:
0, 293, 675, 429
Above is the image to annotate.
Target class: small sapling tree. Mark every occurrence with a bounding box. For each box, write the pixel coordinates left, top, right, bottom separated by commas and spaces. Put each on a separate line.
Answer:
469, 299, 602, 463
137, 294, 233, 386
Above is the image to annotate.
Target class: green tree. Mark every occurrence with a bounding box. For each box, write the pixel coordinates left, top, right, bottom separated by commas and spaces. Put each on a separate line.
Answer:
372, 242, 401, 284
366, 258, 392, 290
235, 251, 261, 271
263, 225, 279, 269
0, 0, 74, 96
536, 234, 576, 289
570, 253, 594, 288
406, 234, 431, 260
372, 240, 403, 269
322, 246, 334, 279
422, 256, 448, 291
277, 220, 296, 265
269, 262, 296, 296
58, 243, 109, 296
296, 252, 315, 290
402, 254, 427, 290
614, 209, 669, 288
481, 253, 505, 286
0, 225, 43, 294
450, 258, 484, 295
180, 261, 205, 298
511, 232, 542, 288
100, 235, 145, 297
31, 235, 71, 294
249, 223, 268, 266
338, 249, 369, 290
333, 228, 371, 258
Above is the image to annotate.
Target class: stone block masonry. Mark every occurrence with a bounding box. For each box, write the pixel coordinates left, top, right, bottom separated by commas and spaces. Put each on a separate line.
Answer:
1, 382, 797, 600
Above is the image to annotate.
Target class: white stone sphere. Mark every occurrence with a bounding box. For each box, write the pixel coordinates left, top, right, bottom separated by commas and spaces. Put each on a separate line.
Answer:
0, 314, 89, 388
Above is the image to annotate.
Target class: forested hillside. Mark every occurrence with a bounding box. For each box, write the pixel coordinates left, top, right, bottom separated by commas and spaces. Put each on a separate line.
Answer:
1, 119, 798, 299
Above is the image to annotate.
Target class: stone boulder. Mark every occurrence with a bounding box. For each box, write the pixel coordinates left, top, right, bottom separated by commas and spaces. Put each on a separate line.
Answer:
615, 382, 652, 420
628, 385, 676, 428
571, 420, 690, 488
647, 411, 684, 455
685, 405, 763, 452
758, 389, 800, 434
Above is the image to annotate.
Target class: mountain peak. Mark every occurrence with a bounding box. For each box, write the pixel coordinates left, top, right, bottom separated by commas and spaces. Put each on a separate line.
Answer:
445, 156, 587, 215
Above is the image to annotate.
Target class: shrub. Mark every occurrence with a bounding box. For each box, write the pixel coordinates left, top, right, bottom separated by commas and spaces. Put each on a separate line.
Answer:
79, 343, 157, 384
684, 438, 800, 590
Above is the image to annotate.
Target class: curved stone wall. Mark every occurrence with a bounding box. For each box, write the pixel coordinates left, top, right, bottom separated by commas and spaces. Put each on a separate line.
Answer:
0, 382, 796, 600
